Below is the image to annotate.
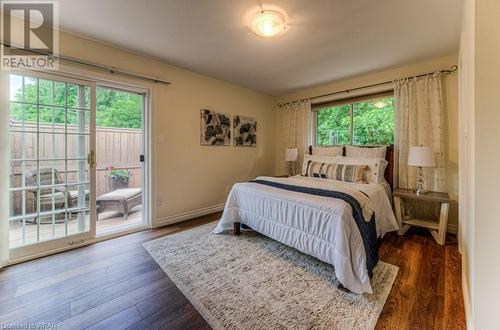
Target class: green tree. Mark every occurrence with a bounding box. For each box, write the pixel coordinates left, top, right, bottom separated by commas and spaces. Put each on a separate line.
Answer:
317, 97, 394, 145
9, 77, 142, 129
317, 104, 351, 145
96, 87, 142, 129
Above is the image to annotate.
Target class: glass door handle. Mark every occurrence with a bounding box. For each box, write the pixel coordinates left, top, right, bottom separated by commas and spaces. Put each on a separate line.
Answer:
87, 150, 96, 168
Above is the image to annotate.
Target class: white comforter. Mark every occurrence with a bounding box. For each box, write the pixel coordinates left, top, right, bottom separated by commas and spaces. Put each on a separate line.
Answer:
213, 175, 398, 294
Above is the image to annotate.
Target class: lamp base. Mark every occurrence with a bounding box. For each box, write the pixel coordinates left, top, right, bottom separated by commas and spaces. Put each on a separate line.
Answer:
414, 166, 427, 195
287, 161, 294, 177
414, 187, 428, 195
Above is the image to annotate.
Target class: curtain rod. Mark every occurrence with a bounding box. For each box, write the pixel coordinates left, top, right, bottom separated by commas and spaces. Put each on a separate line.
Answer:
277, 64, 458, 107
0, 42, 171, 85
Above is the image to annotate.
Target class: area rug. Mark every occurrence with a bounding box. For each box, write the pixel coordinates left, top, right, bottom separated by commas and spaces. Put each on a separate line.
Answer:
143, 223, 398, 330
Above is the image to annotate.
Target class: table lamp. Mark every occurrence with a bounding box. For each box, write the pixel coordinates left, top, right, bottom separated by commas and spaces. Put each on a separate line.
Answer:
285, 148, 298, 177
408, 146, 435, 195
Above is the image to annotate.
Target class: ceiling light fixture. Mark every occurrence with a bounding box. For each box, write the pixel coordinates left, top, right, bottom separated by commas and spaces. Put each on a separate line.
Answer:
250, 10, 286, 37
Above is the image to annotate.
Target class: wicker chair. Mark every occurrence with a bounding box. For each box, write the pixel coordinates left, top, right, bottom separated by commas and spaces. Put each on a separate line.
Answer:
25, 168, 89, 224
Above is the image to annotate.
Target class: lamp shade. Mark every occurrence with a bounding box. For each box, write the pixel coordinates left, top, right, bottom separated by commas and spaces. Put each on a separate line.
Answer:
285, 148, 298, 161
408, 146, 435, 167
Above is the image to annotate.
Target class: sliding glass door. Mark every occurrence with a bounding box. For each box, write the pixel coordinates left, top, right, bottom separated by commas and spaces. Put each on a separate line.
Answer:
7, 70, 150, 260
94, 85, 146, 234
8, 71, 96, 259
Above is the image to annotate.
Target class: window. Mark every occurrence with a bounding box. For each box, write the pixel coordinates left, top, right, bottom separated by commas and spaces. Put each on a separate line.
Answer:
9, 73, 91, 248
314, 94, 394, 146
8, 72, 147, 253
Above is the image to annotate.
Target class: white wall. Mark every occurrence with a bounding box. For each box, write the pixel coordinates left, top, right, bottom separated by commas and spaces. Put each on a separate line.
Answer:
56, 31, 276, 226
460, 0, 500, 328
471, 0, 500, 328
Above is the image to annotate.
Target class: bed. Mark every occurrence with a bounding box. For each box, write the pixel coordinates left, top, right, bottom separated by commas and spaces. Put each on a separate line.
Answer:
213, 145, 399, 294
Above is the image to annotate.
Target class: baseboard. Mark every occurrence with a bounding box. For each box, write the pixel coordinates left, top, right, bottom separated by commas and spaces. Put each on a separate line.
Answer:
153, 203, 225, 228
462, 268, 474, 329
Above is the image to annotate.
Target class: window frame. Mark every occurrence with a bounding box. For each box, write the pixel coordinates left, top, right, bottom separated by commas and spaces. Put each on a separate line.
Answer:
312, 91, 394, 147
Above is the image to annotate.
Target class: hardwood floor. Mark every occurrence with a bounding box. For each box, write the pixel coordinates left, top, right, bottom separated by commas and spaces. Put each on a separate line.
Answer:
376, 227, 465, 329
0, 212, 465, 329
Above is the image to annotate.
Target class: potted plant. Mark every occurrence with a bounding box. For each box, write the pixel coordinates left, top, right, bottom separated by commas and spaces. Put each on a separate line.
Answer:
106, 166, 132, 191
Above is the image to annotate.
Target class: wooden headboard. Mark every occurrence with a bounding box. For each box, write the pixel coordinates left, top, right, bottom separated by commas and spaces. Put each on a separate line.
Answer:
308, 145, 394, 188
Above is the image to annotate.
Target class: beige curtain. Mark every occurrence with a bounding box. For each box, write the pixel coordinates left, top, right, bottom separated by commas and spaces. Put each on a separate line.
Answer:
279, 100, 311, 174
0, 71, 9, 268
394, 73, 446, 192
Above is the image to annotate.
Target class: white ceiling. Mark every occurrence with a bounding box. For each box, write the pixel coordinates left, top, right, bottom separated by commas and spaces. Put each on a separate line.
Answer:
58, 0, 462, 95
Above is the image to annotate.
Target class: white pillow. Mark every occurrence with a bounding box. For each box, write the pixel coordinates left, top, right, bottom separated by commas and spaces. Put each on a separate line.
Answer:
378, 159, 389, 184
336, 156, 387, 184
345, 146, 387, 159
301, 154, 338, 176
311, 146, 343, 157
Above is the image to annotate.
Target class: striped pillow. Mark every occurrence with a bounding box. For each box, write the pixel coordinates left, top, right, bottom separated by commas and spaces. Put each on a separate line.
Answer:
301, 154, 338, 176
306, 161, 337, 178
333, 164, 369, 183
304, 161, 368, 184
336, 156, 385, 183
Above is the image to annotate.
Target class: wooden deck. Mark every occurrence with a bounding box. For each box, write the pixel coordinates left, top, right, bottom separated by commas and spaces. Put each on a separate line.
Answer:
9, 206, 143, 249
0, 212, 465, 329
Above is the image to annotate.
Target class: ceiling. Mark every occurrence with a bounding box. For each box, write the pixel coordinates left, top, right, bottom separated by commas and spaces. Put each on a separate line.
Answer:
58, 0, 462, 95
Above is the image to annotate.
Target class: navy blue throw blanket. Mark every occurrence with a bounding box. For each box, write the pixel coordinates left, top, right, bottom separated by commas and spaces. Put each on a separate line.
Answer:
252, 179, 378, 278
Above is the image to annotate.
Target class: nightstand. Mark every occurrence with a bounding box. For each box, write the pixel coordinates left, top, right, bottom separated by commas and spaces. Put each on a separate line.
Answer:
393, 188, 450, 245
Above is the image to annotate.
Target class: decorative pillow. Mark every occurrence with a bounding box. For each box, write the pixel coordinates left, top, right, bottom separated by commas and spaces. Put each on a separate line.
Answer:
336, 156, 386, 184
301, 154, 338, 176
333, 164, 369, 183
305, 161, 368, 183
306, 161, 337, 178
311, 146, 343, 157
345, 146, 387, 159
302, 157, 368, 184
